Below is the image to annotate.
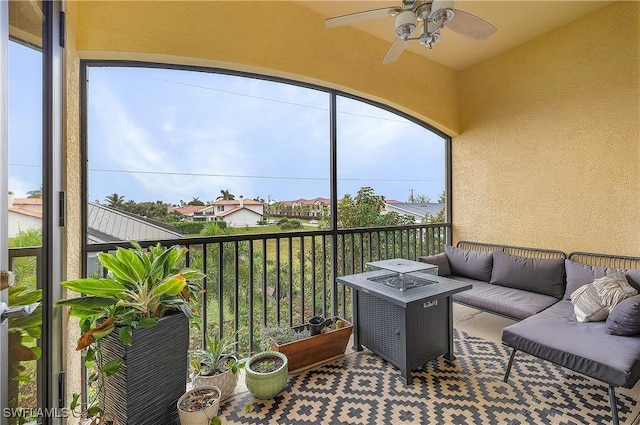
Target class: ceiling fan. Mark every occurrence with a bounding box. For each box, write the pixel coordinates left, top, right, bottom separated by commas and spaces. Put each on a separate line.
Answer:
325, 0, 497, 64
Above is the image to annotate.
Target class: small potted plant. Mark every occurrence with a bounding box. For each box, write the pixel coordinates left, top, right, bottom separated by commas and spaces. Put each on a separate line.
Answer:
244, 351, 288, 399
56, 241, 204, 425
189, 332, 243, 401
263, 316, 352, 371
177, 385, 221, 425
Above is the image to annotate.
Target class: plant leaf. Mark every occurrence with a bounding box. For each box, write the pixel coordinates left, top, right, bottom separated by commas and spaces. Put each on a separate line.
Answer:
102, 358, 123, 377
55, 295, 116, 311
119, 326, 133, 346
98, 251, 139, 284
59, 278, 124, 297
153, 275, 186, 297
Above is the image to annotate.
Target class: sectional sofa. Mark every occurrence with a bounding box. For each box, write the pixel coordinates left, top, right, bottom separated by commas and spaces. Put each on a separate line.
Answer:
419, 241, 640, 425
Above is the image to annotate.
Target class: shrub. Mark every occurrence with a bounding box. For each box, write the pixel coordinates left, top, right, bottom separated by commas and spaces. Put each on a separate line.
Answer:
171, 221, 206, 234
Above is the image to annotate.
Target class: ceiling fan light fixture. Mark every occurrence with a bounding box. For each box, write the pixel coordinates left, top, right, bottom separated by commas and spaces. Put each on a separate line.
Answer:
430, 8, 455, 26
395, 10, 417, 40
420, 20, 441, 49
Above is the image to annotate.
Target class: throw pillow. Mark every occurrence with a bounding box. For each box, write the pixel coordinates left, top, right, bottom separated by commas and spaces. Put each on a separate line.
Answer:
444, 245, 493, 281
593, 271, 637, 307
490, 251, 565, 299
570, 273, 638, 322
605, 294, 640, 336
417, 253, 451, 276
571, 283, 609, 322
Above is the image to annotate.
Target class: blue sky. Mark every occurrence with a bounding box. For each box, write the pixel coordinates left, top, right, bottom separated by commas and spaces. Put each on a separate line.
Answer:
9, 41, 445, 205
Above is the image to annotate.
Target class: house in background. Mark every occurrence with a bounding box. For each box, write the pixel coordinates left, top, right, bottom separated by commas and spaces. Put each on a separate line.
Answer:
87, 202, 183, 244
8, 192, 42, 237
212, 196, 264, 227
169, 204, 216, 222
171, 196, 265, 227
384, 202, 445, 224
277, 197, 330, 219
8, 191, 182, 243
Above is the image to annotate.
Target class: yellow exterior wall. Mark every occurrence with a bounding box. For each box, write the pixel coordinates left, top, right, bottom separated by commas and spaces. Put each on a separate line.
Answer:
72, 0, 459, 135
455, 1, 639, 255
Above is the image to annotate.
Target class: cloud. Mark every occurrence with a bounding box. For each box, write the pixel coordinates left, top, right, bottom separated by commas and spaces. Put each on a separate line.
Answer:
87, 67, 444, 203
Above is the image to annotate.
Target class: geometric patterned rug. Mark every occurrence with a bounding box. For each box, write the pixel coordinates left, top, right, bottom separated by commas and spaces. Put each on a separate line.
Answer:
218, 330, 640, 424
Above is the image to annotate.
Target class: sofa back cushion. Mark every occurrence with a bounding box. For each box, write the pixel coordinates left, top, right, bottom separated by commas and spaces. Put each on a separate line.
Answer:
564, 260, 640, 300
444, 245, 493, 281
417, 252, 451, 276
489, 251, 566, 299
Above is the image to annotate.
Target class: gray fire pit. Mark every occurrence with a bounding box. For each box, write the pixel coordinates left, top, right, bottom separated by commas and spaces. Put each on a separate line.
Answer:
338, 258, 471, 384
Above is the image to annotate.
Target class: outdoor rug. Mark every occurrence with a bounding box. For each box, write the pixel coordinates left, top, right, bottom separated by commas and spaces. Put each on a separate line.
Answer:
218, 329, 640, 424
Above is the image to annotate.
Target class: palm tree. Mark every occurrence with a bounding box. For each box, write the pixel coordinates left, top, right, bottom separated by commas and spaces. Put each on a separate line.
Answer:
105, 193, 126, 209
187, 197, 205, 206
217, 189, 235, 200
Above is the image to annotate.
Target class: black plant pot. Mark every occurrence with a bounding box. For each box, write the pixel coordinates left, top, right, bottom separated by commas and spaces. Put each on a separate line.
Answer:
100, 313, 188, 425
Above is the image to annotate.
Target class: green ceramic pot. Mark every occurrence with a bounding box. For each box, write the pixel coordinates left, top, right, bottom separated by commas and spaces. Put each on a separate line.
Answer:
245, 351, 288, 399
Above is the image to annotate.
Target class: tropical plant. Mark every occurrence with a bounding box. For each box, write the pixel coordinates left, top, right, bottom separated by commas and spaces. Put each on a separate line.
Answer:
104, 193, 125, 209
190, 333, 242, 378
216, 189, 235, 200
55, 241, 204, 418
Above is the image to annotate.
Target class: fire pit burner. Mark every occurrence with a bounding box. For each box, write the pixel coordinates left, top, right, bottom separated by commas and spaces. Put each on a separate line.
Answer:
369, 273, 432, 291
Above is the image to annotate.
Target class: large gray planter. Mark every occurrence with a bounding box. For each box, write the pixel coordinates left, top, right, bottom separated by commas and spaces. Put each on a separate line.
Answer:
100, 313, 189, 425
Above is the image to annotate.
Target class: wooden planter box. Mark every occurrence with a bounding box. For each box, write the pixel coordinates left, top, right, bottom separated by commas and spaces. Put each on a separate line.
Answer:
269, 316, 353, 372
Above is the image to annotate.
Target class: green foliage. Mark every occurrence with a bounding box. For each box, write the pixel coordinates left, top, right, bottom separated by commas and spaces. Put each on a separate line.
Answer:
7, 229, 43, 425
188, 197, 205, 206
217, 189, 235, 200
172, 221, 207, 234
279, 219, 302, 230
261, 325, 310, 349
337, 186, 413, 228
56, 242, 204, 416
190, 332, 243, 376
200, 222, 231, 236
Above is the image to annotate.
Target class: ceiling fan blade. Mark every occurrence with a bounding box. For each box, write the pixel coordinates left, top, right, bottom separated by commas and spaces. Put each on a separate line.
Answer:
382, 37, 406, 64
325, 7, 398, 28
445, 9, 497, 41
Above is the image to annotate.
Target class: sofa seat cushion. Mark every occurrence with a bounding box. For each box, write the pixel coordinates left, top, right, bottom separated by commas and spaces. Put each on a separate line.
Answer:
502, 300, 640, 388
490, 251, 565, 299
449, 276, 558, 320
445, 245, 493, 281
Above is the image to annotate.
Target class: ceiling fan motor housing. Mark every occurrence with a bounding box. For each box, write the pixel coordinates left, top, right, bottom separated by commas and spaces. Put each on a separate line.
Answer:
395, 10, 417, 39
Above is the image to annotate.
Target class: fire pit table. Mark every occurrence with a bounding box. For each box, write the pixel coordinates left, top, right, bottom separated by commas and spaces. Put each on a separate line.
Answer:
337, 258, 472, 384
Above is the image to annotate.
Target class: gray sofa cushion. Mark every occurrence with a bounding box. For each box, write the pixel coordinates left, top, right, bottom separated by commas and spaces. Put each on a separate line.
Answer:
564, 260, 640, 299
417, 253, 451, 276
502, 300, 640, 388
444, 245, 493, 282
490, 251, 565, 299
450, 276, 558, 320
606, 294, 640, 336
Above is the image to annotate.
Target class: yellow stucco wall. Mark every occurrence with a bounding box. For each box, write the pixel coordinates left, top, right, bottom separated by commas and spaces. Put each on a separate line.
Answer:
455, 1, 639, 255
72, 0, 459, 135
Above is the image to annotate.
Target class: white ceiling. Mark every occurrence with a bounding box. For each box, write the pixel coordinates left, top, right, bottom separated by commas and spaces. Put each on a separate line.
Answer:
299, 1, 614, 70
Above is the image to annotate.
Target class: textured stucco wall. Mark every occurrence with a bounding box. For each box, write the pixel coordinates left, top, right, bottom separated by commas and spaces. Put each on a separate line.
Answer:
62, 1, 83, 421
72, 0, 459, 135
454, 1, 639, 255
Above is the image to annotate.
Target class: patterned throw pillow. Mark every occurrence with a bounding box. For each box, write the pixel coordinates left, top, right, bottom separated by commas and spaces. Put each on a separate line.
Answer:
571, 284, 609, 322
570, 272, 638, 323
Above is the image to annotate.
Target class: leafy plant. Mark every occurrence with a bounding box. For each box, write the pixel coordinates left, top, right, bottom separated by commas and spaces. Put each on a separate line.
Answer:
261, 325, 310, 349
55, 241, 204, 418
190, 332, 243, 377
